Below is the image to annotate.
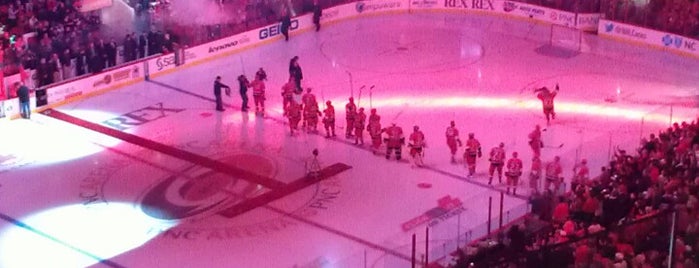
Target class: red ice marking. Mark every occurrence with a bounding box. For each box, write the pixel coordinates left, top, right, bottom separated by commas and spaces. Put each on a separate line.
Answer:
418, 182, 432, 189
42, 108, 286, 189
200, 112, 213, 117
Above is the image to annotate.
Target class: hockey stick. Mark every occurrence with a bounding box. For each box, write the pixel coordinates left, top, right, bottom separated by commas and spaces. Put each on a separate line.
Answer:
358, 85, 365, 107
544, 143, 564, 149
369, 85, 375, 109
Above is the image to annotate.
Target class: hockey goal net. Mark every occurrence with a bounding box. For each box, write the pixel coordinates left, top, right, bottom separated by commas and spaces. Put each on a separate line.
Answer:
549, 24, 582, 52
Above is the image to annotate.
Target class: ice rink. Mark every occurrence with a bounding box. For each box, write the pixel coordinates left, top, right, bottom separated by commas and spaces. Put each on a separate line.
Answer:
0, 11, 698, 268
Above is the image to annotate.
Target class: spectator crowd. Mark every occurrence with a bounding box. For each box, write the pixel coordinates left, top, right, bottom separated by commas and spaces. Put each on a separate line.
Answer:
450, 119, 699, 267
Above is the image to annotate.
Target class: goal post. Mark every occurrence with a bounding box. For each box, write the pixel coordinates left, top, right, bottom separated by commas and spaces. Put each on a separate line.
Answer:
549, 24, 582, 52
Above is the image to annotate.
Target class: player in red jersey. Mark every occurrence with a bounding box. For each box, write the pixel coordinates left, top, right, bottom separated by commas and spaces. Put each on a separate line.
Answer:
250, 75, 266, 115
571, 158, 590, 192
354, 107, 366, 145
302, 88, 321, 132
345, 97, 357, 138
544, 156, 563, 193
385, 123, 404, 160
409, 125, 426, 167
464, 133, 482, 177
488, 142, 506, 185
281, 78, 295, 111
505, 152, 523, 195
528, 124, 543, 158
535, 84, 560, 125
322, 101, 336, 138
529, 156, 542, 194
285, 99, 302, 136
445, 121, 462, 164
367, 109, 383, 153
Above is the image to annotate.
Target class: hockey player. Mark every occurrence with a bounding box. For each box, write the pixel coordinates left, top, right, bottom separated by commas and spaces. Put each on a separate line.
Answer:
322, 101, 336, 138
354, 107, 366, 145
528, 124, 543, 158
285, 99, 302, 136
505, 152, 523, 195
446, 121, 462, 164
536, 84, 560, 125
385, 123, 404, 160
367, 112, 383, 154
281, 77, 295, 110
464, 133, 482, 177
544, 156, 563, 193
571, 158, 589, 192
345, 97, 357, 138
305, 101, 322, 133
529, 156, 542, 194
488, 142, 506, 185
302, 88, 319, 131
409, 125, 427, 167
368, 108, 380, 127
250, 75, 266, 114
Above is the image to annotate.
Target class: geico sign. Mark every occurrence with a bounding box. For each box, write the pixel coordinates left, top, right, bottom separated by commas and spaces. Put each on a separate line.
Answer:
259, 20, 299, 40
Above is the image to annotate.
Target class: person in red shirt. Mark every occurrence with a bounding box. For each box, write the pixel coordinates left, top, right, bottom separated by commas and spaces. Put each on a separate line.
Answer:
281, 78, 295, 110
345, 97, 357, 139
445, 121, 462, 164
285, 99, 302, 136
506, 152, 523, 195
301, 88, 321, 133
545, 156, 563, 193
464, 133, 482, 177
409, 125, 426, 167
322, 101, 336, 138
367, 109, 383, 154
250, 75, 266, 115
572, 158, 590, 191
528, 124, 543, 157
384, 123, 404, 160
354, 108, 366, 145
489, 142, 506, 185
536, 84, 560, 125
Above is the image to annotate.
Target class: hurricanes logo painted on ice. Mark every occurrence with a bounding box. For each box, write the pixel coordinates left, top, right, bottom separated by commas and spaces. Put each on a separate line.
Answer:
139, 153, 273, 221
79, 140, 344, 240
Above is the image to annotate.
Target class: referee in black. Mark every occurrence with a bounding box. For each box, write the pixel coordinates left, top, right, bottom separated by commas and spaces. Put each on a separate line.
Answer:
214, 76, 230, 111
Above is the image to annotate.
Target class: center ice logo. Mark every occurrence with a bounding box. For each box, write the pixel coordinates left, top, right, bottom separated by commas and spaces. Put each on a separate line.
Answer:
78, 140, 346, 240
139, 153, 273, 221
